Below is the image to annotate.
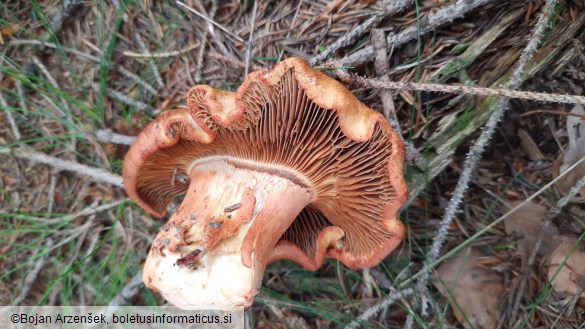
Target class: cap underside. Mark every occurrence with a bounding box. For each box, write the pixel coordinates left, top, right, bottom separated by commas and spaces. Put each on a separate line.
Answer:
134, 67, 403, 266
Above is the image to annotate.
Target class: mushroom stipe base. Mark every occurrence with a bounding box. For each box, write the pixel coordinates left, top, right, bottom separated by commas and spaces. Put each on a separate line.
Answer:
143, 159, 345, 310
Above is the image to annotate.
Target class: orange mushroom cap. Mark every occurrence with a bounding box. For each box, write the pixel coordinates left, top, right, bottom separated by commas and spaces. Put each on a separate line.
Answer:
123, 57, 407, 308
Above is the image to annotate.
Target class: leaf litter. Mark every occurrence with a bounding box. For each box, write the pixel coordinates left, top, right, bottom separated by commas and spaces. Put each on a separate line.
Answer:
432, 249, 504, 329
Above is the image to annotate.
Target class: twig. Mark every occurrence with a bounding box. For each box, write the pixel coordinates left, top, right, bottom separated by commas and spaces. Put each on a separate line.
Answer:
337, 0, 492, 67
16, 199, 128, 224
208, 52, 262, 70
30, 55, 78, 154
97, 86, 157, 114
244, 0, 258, 76
521, 109, 585, 120
12, 239, 55, 305
371, 29, 398, 131
371, 29, 426, 169
15, 79, 27, 117
409, 0, 558, 320
0, 91, 21, 140
192, 1, 218, 83
122, 43, 200, 58
175, 1, 244, 44
344, 287, 414, 329
362, 268, 374, 298
6, 148, 124, 187
107, 271, 144, 306
134, 32, 166, 91
310, 0, 412, 66
276, 0, 303, 62
83, 231, 101, 261
96, 129, 136, 145
330, 73, 585, 105
47, 175, 57, 214
7, 40, 157, 95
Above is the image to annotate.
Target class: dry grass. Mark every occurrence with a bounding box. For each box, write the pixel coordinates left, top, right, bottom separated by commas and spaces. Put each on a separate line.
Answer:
1, 0, 585, 328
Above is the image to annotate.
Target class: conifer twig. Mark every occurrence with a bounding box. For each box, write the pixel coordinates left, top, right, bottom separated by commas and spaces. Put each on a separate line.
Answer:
0, 91, 21, 140
96, 129, 136, 145
329, 73, 585, 105
337, 0, 492, 67
310, 0, 413, 66
5, 148, 124, 187
12, 239, 55, 305
344, 287, 414, 329
244, 0, 258, 76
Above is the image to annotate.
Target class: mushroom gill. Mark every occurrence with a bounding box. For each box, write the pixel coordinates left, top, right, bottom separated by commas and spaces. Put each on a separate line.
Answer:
137, 68, 401, 263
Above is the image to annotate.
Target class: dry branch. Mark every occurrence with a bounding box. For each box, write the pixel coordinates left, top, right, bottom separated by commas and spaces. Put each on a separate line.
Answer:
96, 129, 136, 145
5, 149, 124, 188
309, 0, 413, 65
344, 287, 414, 329
12, 239, 55, 305
0, 91, 21, 140
337, 0, 492, 67
333, 73, 585, 105
244, 0, 258, 76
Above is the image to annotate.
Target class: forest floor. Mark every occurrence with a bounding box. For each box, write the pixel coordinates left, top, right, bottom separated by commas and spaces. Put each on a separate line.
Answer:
1, 0, 585, 328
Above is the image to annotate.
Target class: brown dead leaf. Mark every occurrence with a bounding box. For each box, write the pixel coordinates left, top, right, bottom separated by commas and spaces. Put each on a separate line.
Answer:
554, 104, 585, 197
433, 249, 504, 329
503, 200, 561, 263
547, 236, 585, 299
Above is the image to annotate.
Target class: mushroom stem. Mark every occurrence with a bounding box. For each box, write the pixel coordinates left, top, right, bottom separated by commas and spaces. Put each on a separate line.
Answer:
142, 158, 315, 310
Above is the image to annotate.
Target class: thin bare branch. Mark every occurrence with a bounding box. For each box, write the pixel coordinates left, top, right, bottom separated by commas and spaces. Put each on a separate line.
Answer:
337, 0, 492, 67
344, 287, 414, 329
96, 129, 136, 145
107, 271, 144, 307
193, 1, 217, 83
134, 32, 166, 91
244, 0, 258, 76
331, 72, 585, 105
99, 86, 157, 114
6, 148, 124, 187
310, 0, 413, 65
175, 0, 244, 43
0, 91, 21, 140
12, 239, 55, 305
122, 43, 200, 58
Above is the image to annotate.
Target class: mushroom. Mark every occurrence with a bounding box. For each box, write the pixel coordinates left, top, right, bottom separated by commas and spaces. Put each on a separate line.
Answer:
122, 58, 408, 310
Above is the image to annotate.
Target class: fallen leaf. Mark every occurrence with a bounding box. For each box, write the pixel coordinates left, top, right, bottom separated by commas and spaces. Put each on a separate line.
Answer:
547, 236, 585, 299
554, 104, 585, 197
433, 249, 504, 329
503, 200, 561, 263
